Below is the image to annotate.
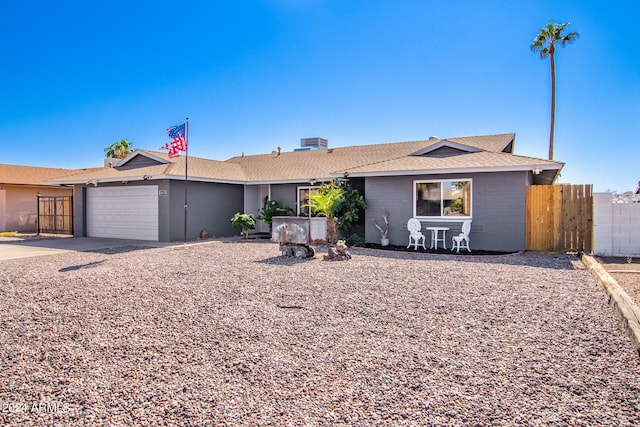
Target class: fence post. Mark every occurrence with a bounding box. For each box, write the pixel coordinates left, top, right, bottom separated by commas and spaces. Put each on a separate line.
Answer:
36, 192, 41, 235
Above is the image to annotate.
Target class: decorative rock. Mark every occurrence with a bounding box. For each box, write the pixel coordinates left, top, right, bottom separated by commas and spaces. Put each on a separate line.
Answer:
0, 245, 638, 425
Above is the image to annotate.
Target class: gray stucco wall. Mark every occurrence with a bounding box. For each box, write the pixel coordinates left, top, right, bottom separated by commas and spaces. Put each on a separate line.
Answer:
166, 180, 243, 241
116, 156, 163, 170
73, 185, 85, 237
244, 185, 260, 218
74, 180, 243, 242
364, 172, 529, 252
270, 183, 300, 212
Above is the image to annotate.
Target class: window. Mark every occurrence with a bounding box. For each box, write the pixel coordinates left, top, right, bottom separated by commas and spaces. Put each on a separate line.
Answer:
414, 179, 471, 219
297, 186, 320, 216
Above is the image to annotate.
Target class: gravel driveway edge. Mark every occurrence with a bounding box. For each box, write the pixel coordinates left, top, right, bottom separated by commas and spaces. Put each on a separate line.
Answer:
583, 254, 640, 358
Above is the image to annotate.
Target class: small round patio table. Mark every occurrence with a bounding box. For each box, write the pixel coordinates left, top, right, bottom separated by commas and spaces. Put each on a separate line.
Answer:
425, 226, 449, 250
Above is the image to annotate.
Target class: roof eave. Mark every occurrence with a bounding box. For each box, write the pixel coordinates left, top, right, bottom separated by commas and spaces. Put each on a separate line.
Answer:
118, 150, 170, 166
243, 177, 336, 185
333, 164, 564, 178
48, 174, 248, 186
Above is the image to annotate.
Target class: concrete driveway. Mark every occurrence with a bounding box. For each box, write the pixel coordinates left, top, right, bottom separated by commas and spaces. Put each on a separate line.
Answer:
0, 237, 168, 261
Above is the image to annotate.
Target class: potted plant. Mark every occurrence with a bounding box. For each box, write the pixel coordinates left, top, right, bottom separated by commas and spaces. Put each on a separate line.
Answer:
230, 212, 256, 239
372, 209, 390, 246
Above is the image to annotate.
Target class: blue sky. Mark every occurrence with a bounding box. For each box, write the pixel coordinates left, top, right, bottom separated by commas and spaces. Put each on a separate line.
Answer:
1, 0, 638, 192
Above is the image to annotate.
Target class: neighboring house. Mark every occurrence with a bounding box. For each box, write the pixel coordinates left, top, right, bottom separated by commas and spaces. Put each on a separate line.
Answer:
48, 133, 563, 251
0, 164, 86, 233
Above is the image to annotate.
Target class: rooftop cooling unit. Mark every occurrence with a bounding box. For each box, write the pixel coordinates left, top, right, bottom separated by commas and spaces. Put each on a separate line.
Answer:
300, 137, 328, 149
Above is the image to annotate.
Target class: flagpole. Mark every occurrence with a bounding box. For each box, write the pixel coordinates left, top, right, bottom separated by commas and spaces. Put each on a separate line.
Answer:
183, 117, 189, 248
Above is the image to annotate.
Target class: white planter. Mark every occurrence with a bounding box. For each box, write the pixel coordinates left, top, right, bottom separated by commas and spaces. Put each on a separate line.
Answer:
309, 217, 328, 244
380, 238, 390, 247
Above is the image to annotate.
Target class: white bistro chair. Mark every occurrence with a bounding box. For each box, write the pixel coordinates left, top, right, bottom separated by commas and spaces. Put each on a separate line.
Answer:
407, 218, 426, 250
451, 220, 472, 253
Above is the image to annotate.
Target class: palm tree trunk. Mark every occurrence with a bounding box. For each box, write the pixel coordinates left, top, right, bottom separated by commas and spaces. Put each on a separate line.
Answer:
549, 45, 556, 160
326, 216, 337, 244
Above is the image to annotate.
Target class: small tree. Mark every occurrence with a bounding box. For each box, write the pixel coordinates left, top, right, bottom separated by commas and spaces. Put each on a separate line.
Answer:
230, 213, 256, 239
105, 139, 134, 159
334, 180, 367, 233
305, 182, 344, 244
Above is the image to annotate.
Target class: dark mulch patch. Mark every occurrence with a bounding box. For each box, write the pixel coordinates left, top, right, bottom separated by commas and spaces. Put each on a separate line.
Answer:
242, 233, 516, 256
361, 242, 515, 256
247, 232, 272, 240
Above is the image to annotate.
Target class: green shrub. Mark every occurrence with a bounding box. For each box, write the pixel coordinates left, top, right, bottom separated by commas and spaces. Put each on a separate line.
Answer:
230, 213, 256, 239
258, 200, 293, 229
334, 181, 367, 232
345, 233, 365, 247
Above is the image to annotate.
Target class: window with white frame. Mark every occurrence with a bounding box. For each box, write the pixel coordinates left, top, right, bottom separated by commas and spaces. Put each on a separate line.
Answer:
414, 179, 472, 218
297, 186, 320, 216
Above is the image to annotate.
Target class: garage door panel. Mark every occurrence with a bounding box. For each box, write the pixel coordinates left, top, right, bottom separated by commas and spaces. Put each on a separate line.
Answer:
87, 186, 159, 241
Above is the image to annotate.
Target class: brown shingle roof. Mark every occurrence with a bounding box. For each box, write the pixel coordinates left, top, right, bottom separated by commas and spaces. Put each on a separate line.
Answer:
224, 133, 542, 182
47, 151, 247, 184
343, 151, 562, 176
0, 164, 99, 186
156, 152, 247, 182
47, 133, 562, 184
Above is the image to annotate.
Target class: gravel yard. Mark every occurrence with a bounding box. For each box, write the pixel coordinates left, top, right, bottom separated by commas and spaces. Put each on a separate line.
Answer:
596, 256, 640, 308
1, 241, 639, 426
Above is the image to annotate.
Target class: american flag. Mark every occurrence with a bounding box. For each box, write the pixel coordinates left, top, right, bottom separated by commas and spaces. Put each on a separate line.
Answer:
166, 123, 187, 157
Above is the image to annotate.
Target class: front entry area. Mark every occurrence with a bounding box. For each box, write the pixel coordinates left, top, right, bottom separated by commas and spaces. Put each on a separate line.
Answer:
86, 186, 159, 241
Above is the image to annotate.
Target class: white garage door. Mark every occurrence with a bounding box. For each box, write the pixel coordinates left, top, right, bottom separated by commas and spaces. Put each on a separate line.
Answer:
86, 186, 159, 241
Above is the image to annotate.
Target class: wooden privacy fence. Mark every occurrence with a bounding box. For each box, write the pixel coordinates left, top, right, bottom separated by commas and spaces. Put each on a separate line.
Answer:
526, 184, 593, 253
37, 195, 74, 235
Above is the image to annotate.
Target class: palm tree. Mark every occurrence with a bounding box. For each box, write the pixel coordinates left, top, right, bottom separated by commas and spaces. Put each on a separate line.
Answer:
531, 22, 578, 160
104, 139, 134, 159
304, 183, 344, 244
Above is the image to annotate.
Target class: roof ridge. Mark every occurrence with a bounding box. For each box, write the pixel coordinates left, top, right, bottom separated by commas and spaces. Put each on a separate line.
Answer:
142, 149, 229, 163
224, 133, 515, 162
331, 150, 419, 174
330, 135, 513, 173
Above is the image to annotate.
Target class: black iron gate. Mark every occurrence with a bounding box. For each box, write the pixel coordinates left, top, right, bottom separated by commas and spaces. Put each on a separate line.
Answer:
37, 194, 73, 234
